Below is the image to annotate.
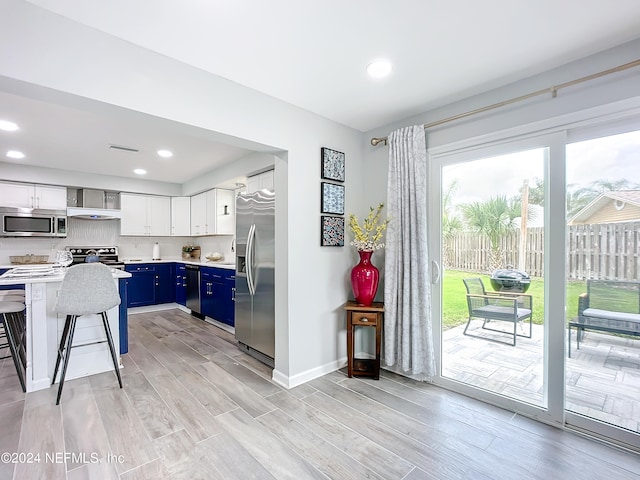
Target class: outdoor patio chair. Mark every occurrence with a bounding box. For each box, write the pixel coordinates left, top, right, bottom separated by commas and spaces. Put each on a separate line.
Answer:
462, 278, 533, 346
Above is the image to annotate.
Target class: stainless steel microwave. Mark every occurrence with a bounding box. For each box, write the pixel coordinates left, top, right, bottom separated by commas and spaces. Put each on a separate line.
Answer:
0, 207, 67, 237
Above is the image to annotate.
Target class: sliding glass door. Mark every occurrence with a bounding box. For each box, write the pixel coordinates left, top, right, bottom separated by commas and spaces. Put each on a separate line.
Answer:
431, 124, 640, 448
564, 128, 640, 448
432, 134, 565, 424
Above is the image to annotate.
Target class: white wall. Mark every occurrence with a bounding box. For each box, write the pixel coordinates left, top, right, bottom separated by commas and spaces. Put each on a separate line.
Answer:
0, 0, 368, 386
0, 161, 184, 196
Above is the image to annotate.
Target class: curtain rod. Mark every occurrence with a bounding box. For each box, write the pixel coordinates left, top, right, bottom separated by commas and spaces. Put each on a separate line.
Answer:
370, 59, 640, 147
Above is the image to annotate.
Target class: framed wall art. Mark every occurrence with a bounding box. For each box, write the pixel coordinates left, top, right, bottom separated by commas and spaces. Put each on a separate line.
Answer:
321, 147, 345, 182
321, 182, 345, 215
320, 215, 345, 246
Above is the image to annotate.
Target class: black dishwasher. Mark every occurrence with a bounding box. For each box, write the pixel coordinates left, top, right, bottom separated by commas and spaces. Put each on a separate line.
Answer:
185, 264, 202, 318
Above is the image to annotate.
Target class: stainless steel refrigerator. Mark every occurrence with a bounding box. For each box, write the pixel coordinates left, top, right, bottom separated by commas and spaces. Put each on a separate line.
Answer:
235, 188, 275, 367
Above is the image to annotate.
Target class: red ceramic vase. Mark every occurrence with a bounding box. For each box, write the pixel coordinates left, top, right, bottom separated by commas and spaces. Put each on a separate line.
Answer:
350, 250, 379, 306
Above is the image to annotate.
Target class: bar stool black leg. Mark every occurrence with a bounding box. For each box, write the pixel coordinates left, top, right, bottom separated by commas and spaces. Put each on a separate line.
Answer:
0, 321, 9, 360
51, 315, 72, 386
56, 315, 78, 405
4, 312, 26, 393
101, 312, 123, 389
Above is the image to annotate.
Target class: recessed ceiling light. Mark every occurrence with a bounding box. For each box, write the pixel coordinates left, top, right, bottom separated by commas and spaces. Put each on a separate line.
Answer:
6, 150, 25, 159
133, 168, 147, 175
366, 59, 392, 78
0, 120, 19, 132
157, 149, 173, 158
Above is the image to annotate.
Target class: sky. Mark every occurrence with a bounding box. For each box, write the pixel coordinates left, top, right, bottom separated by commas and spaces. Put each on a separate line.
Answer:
443, 128, 640, 208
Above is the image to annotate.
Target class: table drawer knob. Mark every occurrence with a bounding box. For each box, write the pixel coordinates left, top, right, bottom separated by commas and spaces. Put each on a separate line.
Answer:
352, 312, 377, 324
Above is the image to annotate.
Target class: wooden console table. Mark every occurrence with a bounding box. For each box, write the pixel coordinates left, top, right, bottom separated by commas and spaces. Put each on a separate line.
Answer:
344, 301, 384, 379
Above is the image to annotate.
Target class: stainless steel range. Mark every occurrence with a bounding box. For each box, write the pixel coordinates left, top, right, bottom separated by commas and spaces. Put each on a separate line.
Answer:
65, 246, 125, 269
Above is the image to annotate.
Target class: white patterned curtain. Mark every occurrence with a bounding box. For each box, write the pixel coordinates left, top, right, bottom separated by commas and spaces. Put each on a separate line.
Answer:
384, 125, 435, 380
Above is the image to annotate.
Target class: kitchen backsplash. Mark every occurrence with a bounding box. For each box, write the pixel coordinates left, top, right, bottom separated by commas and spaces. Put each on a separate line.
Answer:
0, 218, 235, 265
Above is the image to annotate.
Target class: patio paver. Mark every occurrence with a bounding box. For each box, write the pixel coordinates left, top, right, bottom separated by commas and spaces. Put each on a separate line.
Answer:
442, 322, 640, 433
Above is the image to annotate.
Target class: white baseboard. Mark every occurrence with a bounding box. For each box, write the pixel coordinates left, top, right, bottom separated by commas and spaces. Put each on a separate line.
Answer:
202, 316, 235, 334
272, 356, 347, 389
127, 303, 181, 315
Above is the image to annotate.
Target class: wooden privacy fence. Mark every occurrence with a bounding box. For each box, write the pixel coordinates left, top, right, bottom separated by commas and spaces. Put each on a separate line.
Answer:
444, 222, 640, 281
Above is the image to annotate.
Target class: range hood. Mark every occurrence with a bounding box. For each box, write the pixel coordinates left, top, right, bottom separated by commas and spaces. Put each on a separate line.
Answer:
67, 207, 121, 220
67, 189, 121, 220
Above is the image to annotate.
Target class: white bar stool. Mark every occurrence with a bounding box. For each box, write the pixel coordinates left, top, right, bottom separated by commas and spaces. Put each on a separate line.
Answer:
0, 295, 25, 303
52, 263, 123, 405
0, 289, 26, 296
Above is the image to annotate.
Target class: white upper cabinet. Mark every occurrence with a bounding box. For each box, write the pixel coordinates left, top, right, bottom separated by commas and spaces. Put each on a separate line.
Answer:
171, 196, 191, 236
190, 188, 235, 236
0, 182, 67, 210
121, 193, 171, 236
216, 189, 235, 235
190, 191, 207, 236
246, 169, 274, 193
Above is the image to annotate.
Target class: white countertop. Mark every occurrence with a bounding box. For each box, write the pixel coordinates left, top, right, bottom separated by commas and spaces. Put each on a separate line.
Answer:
122, 257, 236, 270
0, 258, 236, 271
0, 266, 131, 285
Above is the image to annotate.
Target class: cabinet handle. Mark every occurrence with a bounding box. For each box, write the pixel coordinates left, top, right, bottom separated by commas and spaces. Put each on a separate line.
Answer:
36, 196, 40, 208
232, 287, 236, 302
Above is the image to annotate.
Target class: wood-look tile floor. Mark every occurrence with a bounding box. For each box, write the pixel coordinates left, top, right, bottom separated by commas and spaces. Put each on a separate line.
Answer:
1, 309, 640, 479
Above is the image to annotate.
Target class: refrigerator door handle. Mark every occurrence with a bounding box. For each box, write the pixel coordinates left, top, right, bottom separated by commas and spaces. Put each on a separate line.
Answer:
247, 223, 256, 295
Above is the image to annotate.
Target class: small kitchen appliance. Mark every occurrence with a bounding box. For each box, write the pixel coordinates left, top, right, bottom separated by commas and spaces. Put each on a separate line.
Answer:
1, 207, 67, 237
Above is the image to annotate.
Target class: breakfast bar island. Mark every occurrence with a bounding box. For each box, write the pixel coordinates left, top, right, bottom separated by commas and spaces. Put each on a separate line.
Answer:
0, 266, 131, 392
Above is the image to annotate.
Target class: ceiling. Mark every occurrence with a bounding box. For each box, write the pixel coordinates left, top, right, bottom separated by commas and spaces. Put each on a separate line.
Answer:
2, 0, 640, 183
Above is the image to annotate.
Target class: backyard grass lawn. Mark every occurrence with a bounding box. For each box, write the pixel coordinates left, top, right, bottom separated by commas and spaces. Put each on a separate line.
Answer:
442, 269, 586, 330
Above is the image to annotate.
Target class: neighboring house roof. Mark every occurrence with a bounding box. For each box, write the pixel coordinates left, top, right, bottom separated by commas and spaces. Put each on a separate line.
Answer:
568, 190, 640, 225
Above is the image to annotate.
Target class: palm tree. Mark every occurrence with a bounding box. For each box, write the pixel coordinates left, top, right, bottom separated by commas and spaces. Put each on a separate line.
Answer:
461, 195, 519, 271
442, 180, 462, 267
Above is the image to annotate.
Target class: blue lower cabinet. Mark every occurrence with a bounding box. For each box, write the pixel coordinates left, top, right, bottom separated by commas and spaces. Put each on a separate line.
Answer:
225, 273, 235, 326
118, 278, 129, 354
175, 264, 186, 306
124, 263, 234, 325
201, 266, 235, 326
125, 263, 175, 307
200, 268, 215, 318
125, 264, 157, 307
216, 279, 235, 326
156, 263, 175, 304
